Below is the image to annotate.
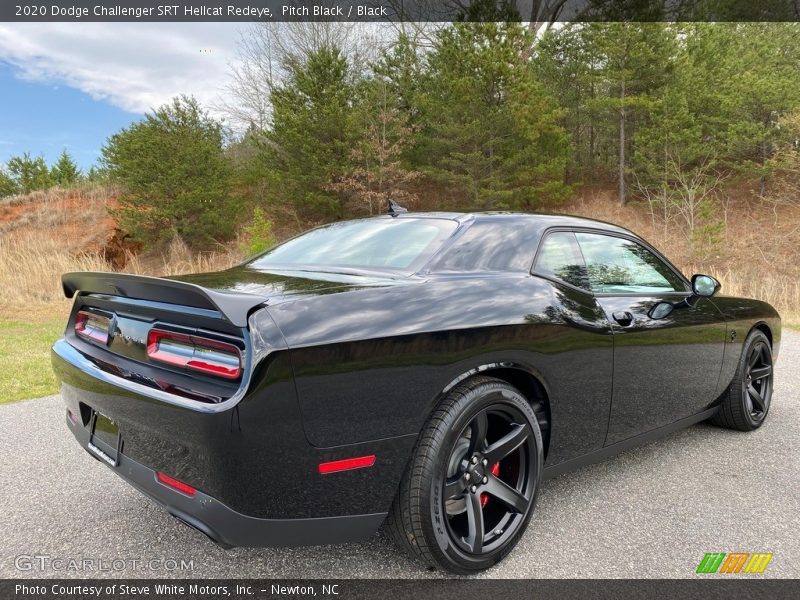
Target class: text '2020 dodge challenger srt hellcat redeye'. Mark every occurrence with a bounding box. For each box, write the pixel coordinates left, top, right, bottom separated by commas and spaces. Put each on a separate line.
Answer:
52, 208, 780, 573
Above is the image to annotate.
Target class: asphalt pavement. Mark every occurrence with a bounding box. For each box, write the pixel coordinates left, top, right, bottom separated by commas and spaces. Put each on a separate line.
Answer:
1, 332, 798, 579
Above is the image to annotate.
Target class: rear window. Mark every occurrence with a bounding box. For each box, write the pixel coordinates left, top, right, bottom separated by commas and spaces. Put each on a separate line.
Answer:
247, 218, 458, 273
429, 221, 539, 273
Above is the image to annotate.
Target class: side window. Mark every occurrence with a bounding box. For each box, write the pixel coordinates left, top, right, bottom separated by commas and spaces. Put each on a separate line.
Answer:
574, 233, 685, 294
533, 231, 590, 291
430, 221, 540, 272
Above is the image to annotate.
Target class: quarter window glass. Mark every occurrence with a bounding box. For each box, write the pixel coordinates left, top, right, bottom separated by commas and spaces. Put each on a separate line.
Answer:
533, 232, 590, 290
574, 233, 685, 293
430, 221, 540, 272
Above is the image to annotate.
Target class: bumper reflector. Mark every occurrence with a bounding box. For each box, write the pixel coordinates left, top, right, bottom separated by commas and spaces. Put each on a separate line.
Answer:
156, 471, 197, 497
318, 455, 376, 475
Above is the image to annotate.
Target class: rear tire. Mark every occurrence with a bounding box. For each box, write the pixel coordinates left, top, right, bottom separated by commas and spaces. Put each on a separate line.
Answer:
386, 376, 542, 574
711, 329, 774, 431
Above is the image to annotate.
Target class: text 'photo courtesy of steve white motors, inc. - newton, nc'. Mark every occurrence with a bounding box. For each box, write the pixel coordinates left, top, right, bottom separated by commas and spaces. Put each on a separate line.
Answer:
14, 583, 341, 597
15, 3, 389, 19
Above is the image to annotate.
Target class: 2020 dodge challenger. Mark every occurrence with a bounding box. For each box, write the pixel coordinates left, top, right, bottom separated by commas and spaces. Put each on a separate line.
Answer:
52, 211, 780, 573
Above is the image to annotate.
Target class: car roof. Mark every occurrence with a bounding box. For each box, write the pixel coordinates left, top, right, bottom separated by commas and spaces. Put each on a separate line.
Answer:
383, 211, 635, 237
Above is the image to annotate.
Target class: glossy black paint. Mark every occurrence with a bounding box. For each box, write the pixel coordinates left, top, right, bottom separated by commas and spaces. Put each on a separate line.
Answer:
52, 212, 781, 546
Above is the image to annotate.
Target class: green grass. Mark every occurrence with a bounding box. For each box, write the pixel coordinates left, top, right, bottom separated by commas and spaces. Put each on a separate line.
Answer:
0, 316, 64, 403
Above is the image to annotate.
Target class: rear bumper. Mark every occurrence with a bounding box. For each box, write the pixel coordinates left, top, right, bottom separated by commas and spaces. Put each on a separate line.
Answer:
65, 412, 386, 548
52, 335, 414, 547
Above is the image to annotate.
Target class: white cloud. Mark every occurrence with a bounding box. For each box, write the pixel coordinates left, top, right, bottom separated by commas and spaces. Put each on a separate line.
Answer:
0, 23, 244, 116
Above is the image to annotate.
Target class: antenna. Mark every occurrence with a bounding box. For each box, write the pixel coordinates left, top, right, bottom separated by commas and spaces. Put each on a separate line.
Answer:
388, 199, 408, 217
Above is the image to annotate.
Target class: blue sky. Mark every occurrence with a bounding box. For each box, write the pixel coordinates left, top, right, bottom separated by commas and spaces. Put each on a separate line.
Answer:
0, 62, 140, 170
0, 23, 243, 171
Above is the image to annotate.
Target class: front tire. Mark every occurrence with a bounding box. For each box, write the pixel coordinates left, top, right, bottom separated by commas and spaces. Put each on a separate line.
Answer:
386, 376, 543, 574
711, 329, 774, 431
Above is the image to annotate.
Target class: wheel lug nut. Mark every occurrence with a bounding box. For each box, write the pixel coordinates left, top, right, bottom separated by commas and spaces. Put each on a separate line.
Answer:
482, 458, 488, 466
464, 473, 471, 481
483, 476, 488, 484
471, 456, 478, 464
470, 485, 477, 493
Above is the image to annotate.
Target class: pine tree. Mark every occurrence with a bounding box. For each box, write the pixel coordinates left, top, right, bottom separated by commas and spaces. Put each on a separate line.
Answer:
6, 152, 52, 193
50, 149, 81, 186
415, 21, 570, 210
102, 96, 236, 248
266, 45, 359, 219
0, 166, 18, 198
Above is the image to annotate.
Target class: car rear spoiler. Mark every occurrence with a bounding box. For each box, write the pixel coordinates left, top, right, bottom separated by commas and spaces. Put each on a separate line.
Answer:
62, 272, 268, 328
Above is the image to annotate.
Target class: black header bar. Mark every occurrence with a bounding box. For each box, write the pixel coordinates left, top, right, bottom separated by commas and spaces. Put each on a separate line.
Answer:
2, 1, 800, 23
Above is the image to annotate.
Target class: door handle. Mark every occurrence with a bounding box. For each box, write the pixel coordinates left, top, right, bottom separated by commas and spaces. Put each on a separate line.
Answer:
612, 311, 634, 326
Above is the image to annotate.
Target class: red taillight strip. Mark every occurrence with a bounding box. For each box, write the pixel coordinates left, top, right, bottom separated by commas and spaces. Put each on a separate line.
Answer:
147, 328, 242, 380
75, 310, 111, 345
156, 471, 197, 497
318, 455, 376, 475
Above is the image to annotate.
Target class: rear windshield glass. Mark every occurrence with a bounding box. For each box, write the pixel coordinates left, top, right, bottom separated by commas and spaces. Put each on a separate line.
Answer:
247, 218, 458, 273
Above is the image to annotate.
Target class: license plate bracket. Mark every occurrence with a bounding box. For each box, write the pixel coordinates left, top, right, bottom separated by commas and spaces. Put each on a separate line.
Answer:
88, 411, 122, 467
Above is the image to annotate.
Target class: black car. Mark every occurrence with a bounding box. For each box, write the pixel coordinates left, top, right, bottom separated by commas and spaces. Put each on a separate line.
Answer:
52, 211, 780, 574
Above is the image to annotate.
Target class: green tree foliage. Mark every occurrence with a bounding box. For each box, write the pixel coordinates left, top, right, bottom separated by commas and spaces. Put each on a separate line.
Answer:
535, 23, 676, 204
102, 96, 237, 248
240, 206, 276, 256
534, 22, 800, 205
414, 21, 570, 210
6, 153, 52, 194
85, 164, 109, 184
50, 149, 82, 186
674, 23, 800, 191
266, 45, 359, 219
0, 167, 18, 198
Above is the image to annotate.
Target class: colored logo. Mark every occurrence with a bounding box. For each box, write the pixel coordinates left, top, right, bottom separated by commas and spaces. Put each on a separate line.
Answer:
696, 552, 773, 574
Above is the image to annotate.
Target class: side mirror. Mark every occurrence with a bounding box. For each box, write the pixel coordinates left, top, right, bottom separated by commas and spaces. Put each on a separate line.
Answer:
691, 274, 720, 297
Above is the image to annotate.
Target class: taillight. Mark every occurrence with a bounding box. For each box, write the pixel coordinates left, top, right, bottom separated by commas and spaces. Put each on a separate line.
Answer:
146, 328, 242, 380
75, 310, 111, 345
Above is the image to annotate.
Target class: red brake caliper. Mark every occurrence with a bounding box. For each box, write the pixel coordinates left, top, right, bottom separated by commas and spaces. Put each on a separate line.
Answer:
480, 463, 501, 507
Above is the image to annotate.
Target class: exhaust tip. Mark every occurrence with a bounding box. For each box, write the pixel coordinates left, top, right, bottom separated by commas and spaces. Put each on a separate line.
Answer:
169, 512, 234, 550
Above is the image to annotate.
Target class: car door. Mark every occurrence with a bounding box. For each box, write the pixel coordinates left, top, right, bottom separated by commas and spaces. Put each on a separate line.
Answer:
573, 231, 727, 445
531, 230, 614, 461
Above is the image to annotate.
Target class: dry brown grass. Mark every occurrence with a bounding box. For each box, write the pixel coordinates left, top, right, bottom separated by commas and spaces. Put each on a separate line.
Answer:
0, 185, 244, 305
125, 236, 244, 277
0, 232, 111, 304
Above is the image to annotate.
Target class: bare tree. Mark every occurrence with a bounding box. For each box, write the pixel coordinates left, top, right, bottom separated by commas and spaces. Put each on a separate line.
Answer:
762, 111, 800, 221
636, 151, 726, 246
223, 16, 391, 130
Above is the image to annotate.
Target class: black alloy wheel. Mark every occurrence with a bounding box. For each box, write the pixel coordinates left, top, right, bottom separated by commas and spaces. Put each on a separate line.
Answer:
442, 405, 537, 555
742, 339, 772, 422
712, 329, 774, 431
387, 376, 543, 573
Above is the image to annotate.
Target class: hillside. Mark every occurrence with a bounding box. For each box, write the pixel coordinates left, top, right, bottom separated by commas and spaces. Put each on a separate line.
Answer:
0, 185, 241, 305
